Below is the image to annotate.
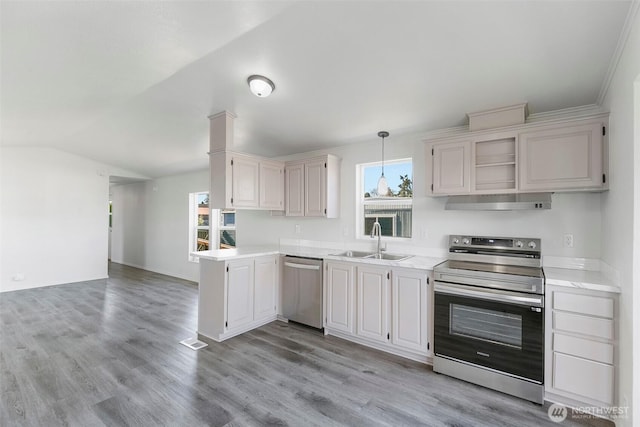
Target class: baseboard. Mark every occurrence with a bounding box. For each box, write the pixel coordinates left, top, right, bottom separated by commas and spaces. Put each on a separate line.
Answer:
325, 328, 431, 364
198, 315, 277, 342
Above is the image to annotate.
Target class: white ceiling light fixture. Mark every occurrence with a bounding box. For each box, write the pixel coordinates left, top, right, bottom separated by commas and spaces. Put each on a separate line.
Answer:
247, 74, 275, 97
376, 131, 389, 197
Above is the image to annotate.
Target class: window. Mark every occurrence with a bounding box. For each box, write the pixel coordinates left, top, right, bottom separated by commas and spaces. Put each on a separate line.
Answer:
357, 159, 412, 239
219, 210, 236, 249
189, 192, 236, 261
189, 192, 210, 260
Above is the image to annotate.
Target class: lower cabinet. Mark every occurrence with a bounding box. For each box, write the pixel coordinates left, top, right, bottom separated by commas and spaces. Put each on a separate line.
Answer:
545, 286, 617, 408
325, 261, 355, 333
253, 255, 278, 321
391, 269, 430, 353
325, 261, 431, 362
356, 265, 390, 343
226, 258, 254, 329
198, 255, 278, 342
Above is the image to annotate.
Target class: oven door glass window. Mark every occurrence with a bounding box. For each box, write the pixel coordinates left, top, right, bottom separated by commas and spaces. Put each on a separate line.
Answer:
434, 289, 543, 383
450, 304, 522, 348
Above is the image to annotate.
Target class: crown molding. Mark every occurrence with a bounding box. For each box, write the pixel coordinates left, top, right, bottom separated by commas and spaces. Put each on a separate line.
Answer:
597, 0, 640, 105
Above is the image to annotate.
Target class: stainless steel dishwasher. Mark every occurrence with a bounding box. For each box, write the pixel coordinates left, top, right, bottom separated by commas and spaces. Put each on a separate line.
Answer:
282, 256, 323, 329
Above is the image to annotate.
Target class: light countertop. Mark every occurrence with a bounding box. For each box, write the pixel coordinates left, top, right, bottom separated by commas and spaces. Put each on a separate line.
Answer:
544, 267, 620, 294
192, 245, 445, 271
192, 247, 617, 290
193, 245, 280, 261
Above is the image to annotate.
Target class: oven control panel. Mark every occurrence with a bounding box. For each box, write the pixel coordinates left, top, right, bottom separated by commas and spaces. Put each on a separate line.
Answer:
449, 235, 541, 255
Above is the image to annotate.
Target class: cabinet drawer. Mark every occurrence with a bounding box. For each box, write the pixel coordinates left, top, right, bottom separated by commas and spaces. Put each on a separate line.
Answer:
553, 311, 614, 340
553, 332, 613, 364
553, 352, 614, 404
553, 292, 614, 318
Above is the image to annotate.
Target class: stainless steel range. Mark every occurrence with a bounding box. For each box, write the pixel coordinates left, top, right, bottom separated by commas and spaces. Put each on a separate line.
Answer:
433, 235, 545, 404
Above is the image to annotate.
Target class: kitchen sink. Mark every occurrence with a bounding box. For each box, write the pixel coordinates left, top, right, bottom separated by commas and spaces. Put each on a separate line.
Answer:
366, 253, 413, 261
331, 250, 374, 258
331, 251, 413, 262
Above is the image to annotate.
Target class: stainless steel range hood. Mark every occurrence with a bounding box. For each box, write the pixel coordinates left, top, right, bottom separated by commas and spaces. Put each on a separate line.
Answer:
445, 193, 552, 211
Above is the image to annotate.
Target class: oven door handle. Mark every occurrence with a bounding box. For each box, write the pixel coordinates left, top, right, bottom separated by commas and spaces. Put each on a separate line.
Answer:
434, 282, 544, 308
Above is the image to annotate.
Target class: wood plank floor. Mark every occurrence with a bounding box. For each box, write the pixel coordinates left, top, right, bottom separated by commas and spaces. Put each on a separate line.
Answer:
1, 262, 612, 427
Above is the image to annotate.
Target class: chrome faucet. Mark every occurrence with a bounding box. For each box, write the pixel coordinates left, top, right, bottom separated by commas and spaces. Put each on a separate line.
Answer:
370, 220, 382, 257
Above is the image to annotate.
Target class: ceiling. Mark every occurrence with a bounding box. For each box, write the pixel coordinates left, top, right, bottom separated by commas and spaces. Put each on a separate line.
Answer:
1, 1, 632, 178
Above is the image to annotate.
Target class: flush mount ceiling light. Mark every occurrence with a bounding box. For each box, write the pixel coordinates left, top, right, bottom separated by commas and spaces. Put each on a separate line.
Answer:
247, 75, 275, 97
377, 131, 389, 197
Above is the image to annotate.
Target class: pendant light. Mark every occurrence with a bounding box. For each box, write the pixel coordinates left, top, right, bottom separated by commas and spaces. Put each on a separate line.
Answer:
376, 131, 389, 197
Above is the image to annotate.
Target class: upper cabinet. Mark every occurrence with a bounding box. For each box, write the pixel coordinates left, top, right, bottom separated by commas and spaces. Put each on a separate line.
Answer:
432, 141, 471, 195
284, 163, 304, 216
210, 152, 284, 210
426, 107, 608, 196
208, 111, 339, 214
285, 154, 341, 218
230, 155, 260, 208
519, 122, 605, 191
259, 160, 285, 210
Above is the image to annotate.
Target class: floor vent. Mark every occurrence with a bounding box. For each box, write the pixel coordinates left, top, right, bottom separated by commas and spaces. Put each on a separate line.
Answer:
180, 337, 208, 351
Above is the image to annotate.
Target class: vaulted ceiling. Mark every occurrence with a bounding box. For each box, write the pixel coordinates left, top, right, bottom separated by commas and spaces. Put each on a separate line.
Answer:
1, 1, 632, 177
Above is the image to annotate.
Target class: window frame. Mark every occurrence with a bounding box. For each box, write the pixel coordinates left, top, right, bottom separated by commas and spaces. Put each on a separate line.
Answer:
188, 191, 211, 262
356, 158, 413, 241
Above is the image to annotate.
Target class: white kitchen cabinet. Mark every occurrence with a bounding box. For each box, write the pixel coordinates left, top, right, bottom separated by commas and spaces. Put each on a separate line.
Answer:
425, 110, 609, 196
225, 258, 254, 329
230, 155, 260, 208
545, 285, 618, 408
284, 163, 304, 216
197, 255, 279, 342
253, 255, 278, 321
324, 260, 432, 363
285, 154, 341, 218
305, 158, 326, 217
391, 268, 429, 353
431, 140, 471, 194
210, 151, 284, 210
325, 261, 355, 333
356, 265, 390, 343
519, 122, 605, 191
259, 160, 284, 209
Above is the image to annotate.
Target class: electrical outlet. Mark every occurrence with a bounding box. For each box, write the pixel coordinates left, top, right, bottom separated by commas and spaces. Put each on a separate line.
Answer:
12, 273, 24, 281
563, 234, 574, 248
295, 224, 301, 234
342, 226, 349, 237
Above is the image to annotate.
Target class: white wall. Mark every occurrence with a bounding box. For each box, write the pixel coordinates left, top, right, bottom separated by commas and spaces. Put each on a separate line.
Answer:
600, 4, 640, 425
0, 147, 145, 292
238, 132, 603, 260
110, 169, 208, 282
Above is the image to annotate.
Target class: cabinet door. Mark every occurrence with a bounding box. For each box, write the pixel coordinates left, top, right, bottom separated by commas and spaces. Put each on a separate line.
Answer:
285, 163, 304, 216
305, 159, 326, 217
254, 256, 277, 321
356, 265, 389, 343
226, 259, 254, 329
391, 269, 429, 353
231, 156, 259, 208
259, 162, 284, 209
325, 262, 355, 334
519, 123, 604, 191
432, 141, 471, 194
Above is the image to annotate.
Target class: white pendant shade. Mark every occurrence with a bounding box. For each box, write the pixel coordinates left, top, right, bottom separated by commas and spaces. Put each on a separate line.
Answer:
376, 130, 390, 197
377, 174, 389, 196
248, 75, 275, 97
